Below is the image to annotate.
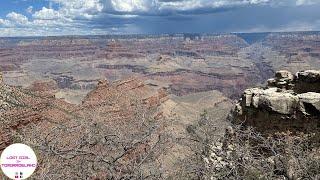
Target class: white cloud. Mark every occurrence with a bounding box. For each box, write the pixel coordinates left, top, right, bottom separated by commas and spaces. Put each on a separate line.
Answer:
26, 6, 33, 14
50, 0, 103, 19
0, 18, 11, 27
6, 12, 29, 25
296, 0, 318, 6
104, 0, 273, 14
105, 0, 279, 14
33, 7, 61, 20
27, 0, 277, 17
109, 0, 155, 12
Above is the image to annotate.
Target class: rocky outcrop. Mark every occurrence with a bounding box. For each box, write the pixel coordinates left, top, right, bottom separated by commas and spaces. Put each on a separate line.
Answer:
267, 70, 294, 90
298, 92, 320, 116
0, 71, 3, 87
29, 80, 58, 92
233, 70, 320, 133
54, 76, 74, 89
294, 70, 320, 93
0, 72, 76, 150
82, 78, 168, 108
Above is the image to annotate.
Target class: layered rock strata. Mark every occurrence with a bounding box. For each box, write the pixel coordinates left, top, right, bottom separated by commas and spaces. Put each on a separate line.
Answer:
233, 70, 320, 133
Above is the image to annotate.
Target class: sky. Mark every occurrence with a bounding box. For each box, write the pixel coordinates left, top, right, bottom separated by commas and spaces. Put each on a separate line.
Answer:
0, 0, 320, 37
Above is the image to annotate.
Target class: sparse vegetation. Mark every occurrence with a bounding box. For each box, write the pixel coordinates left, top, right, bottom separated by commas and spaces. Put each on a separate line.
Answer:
181, 110, 320, 180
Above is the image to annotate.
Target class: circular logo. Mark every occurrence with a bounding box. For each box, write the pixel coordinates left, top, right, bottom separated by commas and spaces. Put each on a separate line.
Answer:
0, 144, 37, 180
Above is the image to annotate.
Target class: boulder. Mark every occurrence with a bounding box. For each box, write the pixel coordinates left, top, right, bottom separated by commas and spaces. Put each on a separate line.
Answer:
268, 70, 294, 89
296, 70, 320, 83
242, 87, 299, 115
294, 70, 320, 93
234, 103, 242, 115
258, 89, 299, 115
298, 92, 320, 115
97, 79, 109, 87
267, 78, 277, 87
243, 88, 264, 107
276, 70, 294, 80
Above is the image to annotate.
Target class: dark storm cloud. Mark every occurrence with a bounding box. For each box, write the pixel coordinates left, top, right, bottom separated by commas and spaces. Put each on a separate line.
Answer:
127, 4, 320, 34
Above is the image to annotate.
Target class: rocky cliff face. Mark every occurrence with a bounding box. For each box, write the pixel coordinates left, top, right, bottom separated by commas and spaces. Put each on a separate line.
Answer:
0, 75, 76, 150
232, 70, 320, 133
0, 72, 3, 87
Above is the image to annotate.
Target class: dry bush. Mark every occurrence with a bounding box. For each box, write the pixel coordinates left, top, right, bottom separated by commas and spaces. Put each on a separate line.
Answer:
182, 111, 320, 180
169, 110, 225, 179
9, 95, 170, 179
4, 93, 319, 180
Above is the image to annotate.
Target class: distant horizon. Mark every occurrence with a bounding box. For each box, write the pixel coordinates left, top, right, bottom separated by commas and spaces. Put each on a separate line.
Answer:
0, 30, 320, 39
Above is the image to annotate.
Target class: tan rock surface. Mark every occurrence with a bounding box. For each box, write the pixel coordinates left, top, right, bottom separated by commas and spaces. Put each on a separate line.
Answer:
233, 70, 320, 133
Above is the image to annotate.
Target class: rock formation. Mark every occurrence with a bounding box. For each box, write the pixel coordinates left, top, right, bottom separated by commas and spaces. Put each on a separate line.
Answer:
0, 72, 3, 89
0, 74, 74, 150
204, 69, 320, 180
232, 70, 320, 133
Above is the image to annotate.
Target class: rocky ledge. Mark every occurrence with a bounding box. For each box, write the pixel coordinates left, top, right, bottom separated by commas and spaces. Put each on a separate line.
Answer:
0, 71, 3, 86
232, 70, 320, 133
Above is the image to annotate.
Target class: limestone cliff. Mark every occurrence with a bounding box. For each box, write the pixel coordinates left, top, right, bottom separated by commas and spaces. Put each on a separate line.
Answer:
232, 70, 320, 133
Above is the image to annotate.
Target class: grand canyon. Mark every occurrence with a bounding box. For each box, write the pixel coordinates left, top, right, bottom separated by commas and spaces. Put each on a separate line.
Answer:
1, 32, 320, 179
1, 32, 320, 102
